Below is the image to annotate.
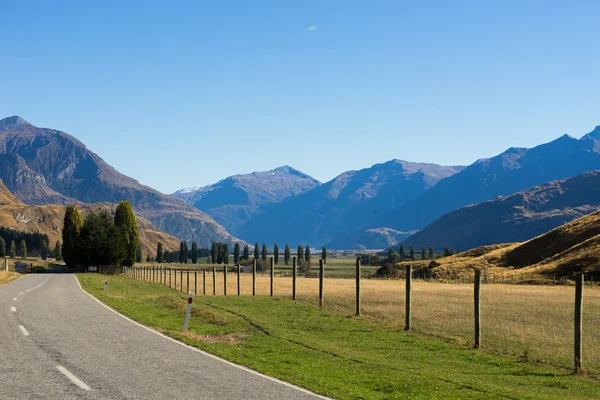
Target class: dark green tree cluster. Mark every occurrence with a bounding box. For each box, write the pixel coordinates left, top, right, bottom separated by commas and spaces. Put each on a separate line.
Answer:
284, 244, 290, 265
191, 241, 199, 264
210, 242, 233, 264
0, 227, 50, 259
61, 203, 140, 269
360, 253, 382, 266
179, 241, 189, 263
156, 242, 164, 263
0, 237, 5, 258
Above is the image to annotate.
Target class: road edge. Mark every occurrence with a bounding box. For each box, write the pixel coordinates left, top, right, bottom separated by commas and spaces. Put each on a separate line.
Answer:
73, 274, 331, 400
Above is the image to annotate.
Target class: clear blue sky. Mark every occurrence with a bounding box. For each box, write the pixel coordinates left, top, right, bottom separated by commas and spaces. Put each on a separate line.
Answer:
1, 1, 599, 194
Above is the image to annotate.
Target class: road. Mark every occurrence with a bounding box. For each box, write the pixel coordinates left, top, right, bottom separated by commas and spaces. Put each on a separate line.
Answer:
0, 273, 326, 399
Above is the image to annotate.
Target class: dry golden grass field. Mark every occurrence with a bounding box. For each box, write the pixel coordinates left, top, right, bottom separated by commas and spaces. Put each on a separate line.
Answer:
130, 266, 600, 378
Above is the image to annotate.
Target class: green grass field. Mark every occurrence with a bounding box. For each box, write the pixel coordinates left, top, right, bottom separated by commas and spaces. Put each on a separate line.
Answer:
78, 273, 600, 399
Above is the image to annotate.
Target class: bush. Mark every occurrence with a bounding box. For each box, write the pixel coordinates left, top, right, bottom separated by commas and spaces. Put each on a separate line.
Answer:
375, 263, 399, 278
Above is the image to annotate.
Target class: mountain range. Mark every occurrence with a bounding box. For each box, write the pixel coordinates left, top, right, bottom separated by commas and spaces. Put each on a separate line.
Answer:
0, 116, 240, 248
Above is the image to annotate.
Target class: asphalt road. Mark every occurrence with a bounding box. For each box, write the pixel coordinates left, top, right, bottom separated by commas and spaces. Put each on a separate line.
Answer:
0, 273, 327, 399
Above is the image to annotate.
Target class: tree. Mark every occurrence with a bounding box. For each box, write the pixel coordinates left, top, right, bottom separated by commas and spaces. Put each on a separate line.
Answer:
183, 241, 189, 263
273, 243, 279, 264
9, 240, 15, 258
114, 201, 140, 267
79, 212, 125, 267
428, 246, 434, 260
62, 205, 83, 268
444, 246, 451, 257
191, 241, 198, 264
136, 244, 142, 263
179, 241, 185, 263
254, 242, 259, 259
284, 244, 291, 265
233, 243, 240, 264
421, 247, 427, 260
321, 246, 327, 264
261, 243, 267, 260
156, 242, 164, 263
388, 248, 399, 264
54, 241, 62, 261
243, 244, 249, 260
305, 245, 311, 265
223, 243, 229, 264
0, 237, 5, 258
409, 245, 415, 260
399, 244, 406, 261
41, 239, 50, 260
19, 240, 27, 259
211, 242, 218, 263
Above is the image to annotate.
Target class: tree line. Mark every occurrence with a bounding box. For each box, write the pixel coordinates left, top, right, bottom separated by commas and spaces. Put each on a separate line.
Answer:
61, 202, 140, 269
0, 227, 61, 261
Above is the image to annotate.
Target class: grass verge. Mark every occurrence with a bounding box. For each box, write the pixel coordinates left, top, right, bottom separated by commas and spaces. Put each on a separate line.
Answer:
77, 273, 600, 400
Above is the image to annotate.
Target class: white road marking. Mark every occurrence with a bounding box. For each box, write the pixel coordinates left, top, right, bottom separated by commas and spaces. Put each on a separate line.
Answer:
12, 297, 17, 301
73, 275, 330, 399
18, 325, 29, 336
10, 306, 16, 312
56, 366, 91, 391
13, 275, 52, 303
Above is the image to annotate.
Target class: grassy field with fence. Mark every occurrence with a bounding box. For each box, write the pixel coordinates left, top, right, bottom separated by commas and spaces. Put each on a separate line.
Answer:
127, 259, 600, 378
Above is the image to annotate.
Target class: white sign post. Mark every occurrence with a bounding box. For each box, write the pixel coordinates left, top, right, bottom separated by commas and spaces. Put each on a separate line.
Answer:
183, 292, 194, 332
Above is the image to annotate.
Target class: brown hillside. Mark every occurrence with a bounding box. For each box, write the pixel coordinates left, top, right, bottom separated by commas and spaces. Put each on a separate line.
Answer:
0, 179, 22, 205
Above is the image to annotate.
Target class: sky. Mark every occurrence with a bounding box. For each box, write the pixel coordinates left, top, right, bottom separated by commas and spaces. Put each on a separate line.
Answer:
1, 0, 599, 194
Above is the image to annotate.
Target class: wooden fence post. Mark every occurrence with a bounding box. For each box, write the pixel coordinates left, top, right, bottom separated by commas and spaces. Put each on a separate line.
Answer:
212, 267, 216, 295
174, 269, 177, 289
405, 265, 412, 331
574, 273, 584, 374
169, 268, 172, 288
252, 259, 257, 296
180, 270, 183, 292
474, 269, 482, 349
319, 259, 324, 308
270, 257, 274, 297
292, 257, 297, 300
186, 270, 190, 293
195, 271, 198, 295
224, 265, 228, 296
203, 270, 206, 295
356, 258, 361, 316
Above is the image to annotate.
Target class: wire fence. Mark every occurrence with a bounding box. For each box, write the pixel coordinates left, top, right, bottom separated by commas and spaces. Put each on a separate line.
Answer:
125, 258, 600, 377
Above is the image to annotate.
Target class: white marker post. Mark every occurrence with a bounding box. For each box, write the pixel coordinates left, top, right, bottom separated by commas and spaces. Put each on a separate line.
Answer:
183, 291, 193, 332
104, 280, 108, 295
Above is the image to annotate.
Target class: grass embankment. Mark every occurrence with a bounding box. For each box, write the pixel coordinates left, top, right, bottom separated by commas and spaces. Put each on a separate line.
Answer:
77, 273, 600, 399
0, 271, 17, 285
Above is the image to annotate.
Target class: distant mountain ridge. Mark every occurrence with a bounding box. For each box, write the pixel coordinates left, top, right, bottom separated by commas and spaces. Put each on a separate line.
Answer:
340, 125, 600, 249
172, 166, 320, 235
0, 116, 241, 247
401, 170, 600, 251
238, 159, 464, 247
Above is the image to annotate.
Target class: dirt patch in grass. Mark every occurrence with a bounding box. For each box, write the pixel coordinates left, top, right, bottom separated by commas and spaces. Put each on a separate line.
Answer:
179, 331, 247, 344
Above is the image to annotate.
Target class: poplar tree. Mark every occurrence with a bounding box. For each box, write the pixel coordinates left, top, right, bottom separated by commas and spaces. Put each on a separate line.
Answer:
211, 242, 218, 264
409, 245, 415, 260
321, 246, 327, 264
9, 240, 15, 258
20, 240, 27, 259
55, 241, 62, 261
243, 244, 250, 260
233, 243, 240, 264
136, 244, 142, 263
297, 245, 303, 261
114, 201, 139, 267
41, 240, 50, 260
284, 244, 290, 265
305, 245, 311, 265
191, 241, 198, 264
261, 243, 267, 260
399, 244, 405, 261
428, 246, 434, 260
273, 243, 279, 264
156, 242, 164, 263
217, 243, 223, 264
254, 242, 259, 259
0, 237, 5, 258
223, 243, 229, 264
183, 241, 189, 263
62, 205, 83, 268
421, 247, 427, 260
179, 241, 185, 263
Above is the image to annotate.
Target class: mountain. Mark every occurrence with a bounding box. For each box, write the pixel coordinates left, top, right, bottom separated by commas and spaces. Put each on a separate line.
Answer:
239, 160, 464, 247
407, 208, 600, 279
401, 171, 600, 251
0, 182, 179, 256
342, 126, 600, 249
172, 166, 320, 236
0, 116, 240, 247
329, 227, 416, 251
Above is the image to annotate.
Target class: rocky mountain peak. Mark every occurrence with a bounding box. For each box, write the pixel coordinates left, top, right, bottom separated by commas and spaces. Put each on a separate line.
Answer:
0, 116, 31, 132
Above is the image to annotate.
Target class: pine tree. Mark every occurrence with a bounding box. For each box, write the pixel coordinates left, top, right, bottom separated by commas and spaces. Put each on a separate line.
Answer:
0, 237, 5, 258
421, 247, 427, 260
54, 241, 62, 261
79, 211, 125, 267
273, 243, 279, 264
217, 243, 223, 264
9, 240, 15, 258
409, 245, 415, 260
62, 205, 83, 268
179, 241, 185, 263
399, 244, 406, 261
191, 241, 198, 264
223, 243, 229, 264
183, 241, 189, 263
284, 244, 291, 265
114, 201, 139, 267
305, 245, 311, 266
321, 246, 327, 264
41, 239, 50, 260
136, 244, 142, 263
211, 242, 218, 263
243, 244, 250, 260
156, 242, 164, 263
428, 246, 434, 260
254, 242, 259, 259
233, 243, 240, 264
261, 243, 267, 260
